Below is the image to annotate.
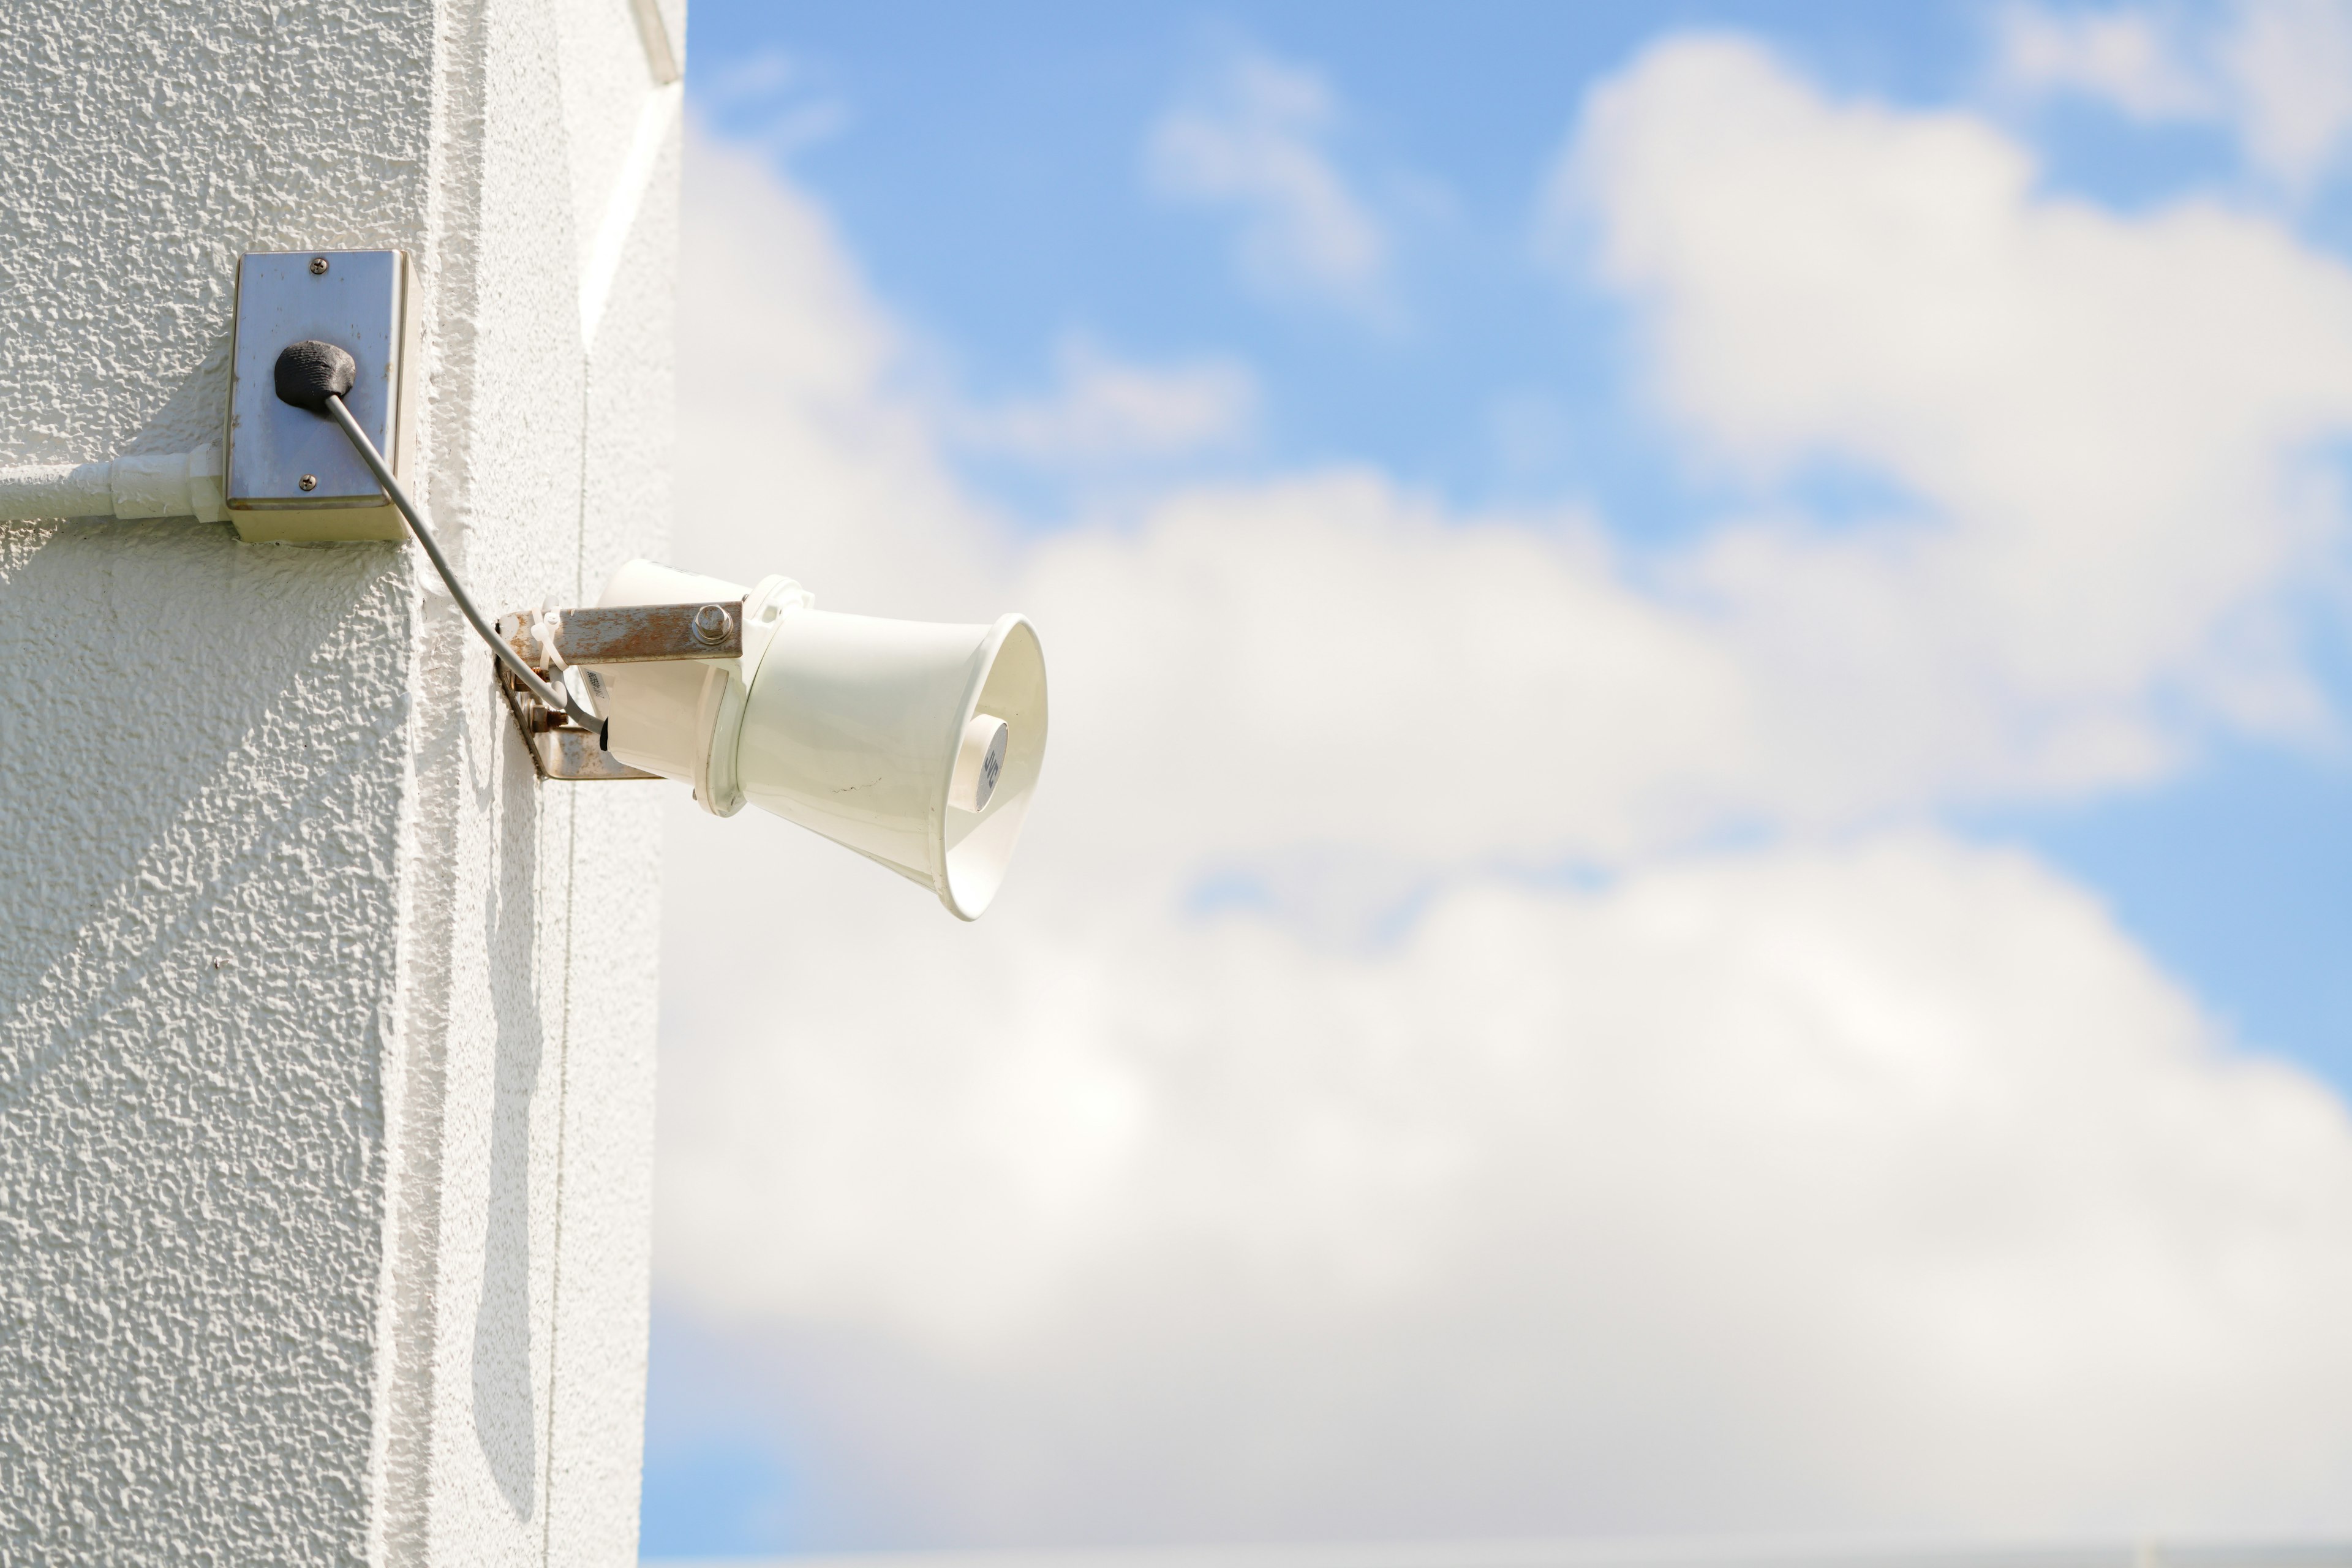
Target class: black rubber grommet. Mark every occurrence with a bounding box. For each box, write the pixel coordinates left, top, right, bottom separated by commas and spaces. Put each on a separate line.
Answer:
274, 339, 357, 413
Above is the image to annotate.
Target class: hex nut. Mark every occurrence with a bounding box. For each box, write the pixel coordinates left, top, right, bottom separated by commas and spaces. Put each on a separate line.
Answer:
691, 603, 733, 646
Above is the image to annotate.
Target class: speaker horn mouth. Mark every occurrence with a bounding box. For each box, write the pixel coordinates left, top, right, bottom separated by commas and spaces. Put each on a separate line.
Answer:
937, 614, 1047, 921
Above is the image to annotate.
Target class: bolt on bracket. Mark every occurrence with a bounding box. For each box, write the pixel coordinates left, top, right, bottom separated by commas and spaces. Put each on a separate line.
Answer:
494, 599, 744, 782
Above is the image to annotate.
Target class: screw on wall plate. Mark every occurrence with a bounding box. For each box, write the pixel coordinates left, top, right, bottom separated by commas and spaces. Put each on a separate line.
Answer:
690, 603, 734, 647
309, 256, 329, 275
298, 474, 318, 491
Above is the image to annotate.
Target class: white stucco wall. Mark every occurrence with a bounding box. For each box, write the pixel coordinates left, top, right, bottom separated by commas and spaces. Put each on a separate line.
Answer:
0, 1, 679, 1561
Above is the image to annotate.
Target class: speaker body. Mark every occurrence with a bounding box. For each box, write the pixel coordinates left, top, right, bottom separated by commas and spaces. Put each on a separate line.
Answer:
584, 559, 1046, 921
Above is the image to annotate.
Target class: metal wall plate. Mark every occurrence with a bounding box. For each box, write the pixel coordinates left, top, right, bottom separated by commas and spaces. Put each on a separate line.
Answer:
225, 249, 414, 543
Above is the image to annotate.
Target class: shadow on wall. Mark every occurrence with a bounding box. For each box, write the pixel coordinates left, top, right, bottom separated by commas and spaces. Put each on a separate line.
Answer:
473, 747, 550, 1518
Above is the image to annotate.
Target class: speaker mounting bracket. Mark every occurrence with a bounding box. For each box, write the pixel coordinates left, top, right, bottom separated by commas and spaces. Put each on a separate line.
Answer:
493, 598, 745, 782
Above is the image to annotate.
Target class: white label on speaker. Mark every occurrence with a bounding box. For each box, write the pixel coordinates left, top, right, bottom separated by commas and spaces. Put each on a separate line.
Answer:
977, 722, 1008, 812
953, 714, 1011, 813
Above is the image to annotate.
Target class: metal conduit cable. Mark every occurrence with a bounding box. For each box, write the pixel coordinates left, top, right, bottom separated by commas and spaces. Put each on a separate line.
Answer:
273, 338, 606, 741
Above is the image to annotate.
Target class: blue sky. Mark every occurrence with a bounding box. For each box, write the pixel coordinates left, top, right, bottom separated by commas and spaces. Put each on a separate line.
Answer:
642, 1, 2352, 1557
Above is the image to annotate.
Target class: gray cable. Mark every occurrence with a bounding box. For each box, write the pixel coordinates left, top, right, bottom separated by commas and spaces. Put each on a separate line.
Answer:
318, 393, 606, 740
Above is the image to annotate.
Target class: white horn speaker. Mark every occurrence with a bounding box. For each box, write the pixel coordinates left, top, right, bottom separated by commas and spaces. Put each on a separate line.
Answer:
582, 559, 1047, 921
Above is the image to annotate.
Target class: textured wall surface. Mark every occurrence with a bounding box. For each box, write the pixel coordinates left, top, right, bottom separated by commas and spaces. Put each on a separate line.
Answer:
0, 1, 677, 1561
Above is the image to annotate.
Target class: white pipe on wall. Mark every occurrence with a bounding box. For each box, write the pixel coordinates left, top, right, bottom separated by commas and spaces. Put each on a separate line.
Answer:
0, 448, 228, 522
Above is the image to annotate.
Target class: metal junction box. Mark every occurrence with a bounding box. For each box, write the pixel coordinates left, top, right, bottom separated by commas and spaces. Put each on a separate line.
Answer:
225, 249, 417, 543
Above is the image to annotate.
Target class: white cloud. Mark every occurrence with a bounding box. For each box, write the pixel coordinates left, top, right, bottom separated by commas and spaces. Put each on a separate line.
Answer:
1994, 1, 2352, 191
692, 51, 851, 157
2224, 0, 2352, 189
671, 132, 1006, 617
1552, 35, 2352, 804
1994, 4, 2214, 120
657, 814, 2352, 1542
953, 337, 1258, 469
652, 26, 2352, 1544
1147, 51, 1391, 314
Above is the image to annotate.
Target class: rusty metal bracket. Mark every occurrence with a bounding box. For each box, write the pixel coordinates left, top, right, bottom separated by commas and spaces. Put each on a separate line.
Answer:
494, 599, 744, 782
